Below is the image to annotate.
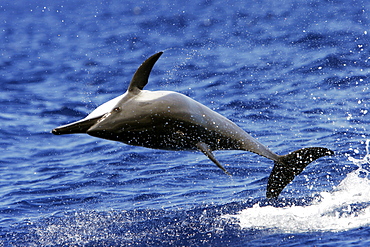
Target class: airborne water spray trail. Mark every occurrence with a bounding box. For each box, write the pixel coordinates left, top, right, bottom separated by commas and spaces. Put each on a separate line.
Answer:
347, 139, 370, 167
225, 140, 370, 233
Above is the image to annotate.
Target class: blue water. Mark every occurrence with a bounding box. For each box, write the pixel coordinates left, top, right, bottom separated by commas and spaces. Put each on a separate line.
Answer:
1, 0, 370, 245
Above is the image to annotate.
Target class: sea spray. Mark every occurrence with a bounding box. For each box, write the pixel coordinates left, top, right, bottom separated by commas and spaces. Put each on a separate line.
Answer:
224, 140, 370, 233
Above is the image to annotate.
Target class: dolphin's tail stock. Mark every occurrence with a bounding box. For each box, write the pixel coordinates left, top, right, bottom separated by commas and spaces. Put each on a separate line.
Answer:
266, 147, 334, 198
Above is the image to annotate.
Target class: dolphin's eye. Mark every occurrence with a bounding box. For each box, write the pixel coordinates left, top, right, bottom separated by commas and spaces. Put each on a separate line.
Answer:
113, 107, 121, 112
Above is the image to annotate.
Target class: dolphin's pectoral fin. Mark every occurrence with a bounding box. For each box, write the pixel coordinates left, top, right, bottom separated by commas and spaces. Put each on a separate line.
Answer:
128, 51, 163, 93
196, 142, 231, 176
267, 147, 334, 199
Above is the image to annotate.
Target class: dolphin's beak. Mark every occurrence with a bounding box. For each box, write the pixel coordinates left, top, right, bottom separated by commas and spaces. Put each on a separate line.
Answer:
52, 116, 102, 135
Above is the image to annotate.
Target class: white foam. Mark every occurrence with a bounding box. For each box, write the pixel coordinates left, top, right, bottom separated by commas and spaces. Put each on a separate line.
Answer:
224, 140, 370, 233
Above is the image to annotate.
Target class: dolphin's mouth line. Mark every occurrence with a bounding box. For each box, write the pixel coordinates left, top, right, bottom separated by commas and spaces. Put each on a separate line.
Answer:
97, 112, 111, 123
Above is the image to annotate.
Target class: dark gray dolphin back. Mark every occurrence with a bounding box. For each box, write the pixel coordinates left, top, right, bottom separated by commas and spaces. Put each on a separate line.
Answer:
128, 52, 163, 93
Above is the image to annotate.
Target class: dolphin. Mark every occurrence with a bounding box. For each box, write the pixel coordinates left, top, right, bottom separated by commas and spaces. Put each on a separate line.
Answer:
52, 51, 333, 198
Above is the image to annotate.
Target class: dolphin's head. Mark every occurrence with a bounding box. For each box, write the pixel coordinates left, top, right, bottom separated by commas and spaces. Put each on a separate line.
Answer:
85, 91, 157, 139
52, 93, 127, 135
52, 52, 163, 137
85, 108, 126, 140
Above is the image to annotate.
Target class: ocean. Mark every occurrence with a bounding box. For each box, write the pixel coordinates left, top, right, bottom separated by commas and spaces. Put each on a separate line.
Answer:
1, 0, 370, 246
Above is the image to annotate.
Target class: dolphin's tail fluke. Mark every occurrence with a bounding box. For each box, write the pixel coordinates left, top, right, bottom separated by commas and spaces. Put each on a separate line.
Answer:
266, 147, 334, 198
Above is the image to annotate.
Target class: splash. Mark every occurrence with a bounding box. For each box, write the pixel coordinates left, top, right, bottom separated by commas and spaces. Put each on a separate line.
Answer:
225, 140, 370, 233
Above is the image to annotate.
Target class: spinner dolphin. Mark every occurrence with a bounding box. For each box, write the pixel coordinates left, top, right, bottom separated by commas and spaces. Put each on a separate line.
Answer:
52, 52, 333, 198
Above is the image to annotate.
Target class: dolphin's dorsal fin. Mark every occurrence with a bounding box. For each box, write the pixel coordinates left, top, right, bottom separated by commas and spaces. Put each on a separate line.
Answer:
128, 51, 163, 93
196, 142, 231, 176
